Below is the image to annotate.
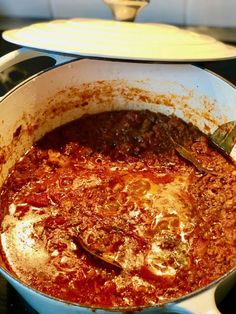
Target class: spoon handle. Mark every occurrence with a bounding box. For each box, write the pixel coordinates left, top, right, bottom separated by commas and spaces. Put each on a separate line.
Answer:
210, 121, 236, 156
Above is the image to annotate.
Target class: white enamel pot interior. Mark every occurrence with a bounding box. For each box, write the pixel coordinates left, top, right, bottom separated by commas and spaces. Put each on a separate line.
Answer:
0, 48, 235, 314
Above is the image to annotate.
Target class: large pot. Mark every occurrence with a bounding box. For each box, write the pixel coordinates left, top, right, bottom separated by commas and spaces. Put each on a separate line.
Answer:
0, 48, 235, 314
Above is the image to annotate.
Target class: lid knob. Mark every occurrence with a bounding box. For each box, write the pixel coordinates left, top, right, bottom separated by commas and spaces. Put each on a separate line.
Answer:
103, 0, 150, 22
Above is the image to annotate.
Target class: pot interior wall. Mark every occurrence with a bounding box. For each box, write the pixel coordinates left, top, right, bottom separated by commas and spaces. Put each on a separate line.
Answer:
0, 59, 235, 187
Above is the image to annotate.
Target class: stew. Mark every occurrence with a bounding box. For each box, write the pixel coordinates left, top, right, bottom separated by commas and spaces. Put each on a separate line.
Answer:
0, 110, 235, 308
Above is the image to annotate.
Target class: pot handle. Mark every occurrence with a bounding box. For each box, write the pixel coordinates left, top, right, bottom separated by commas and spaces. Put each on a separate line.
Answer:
175, 285, 221, 314
0, 47, 78, 99
0, 47, 77, 72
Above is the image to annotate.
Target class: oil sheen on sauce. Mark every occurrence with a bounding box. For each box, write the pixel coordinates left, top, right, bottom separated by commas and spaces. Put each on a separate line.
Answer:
0, 110, 235, 307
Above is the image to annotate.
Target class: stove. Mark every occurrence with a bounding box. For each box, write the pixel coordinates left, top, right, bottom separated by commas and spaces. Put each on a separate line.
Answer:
0, 27, 235, 314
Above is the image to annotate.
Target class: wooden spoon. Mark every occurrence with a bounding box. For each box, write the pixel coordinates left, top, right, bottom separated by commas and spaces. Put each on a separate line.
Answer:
77, 236, 123, 269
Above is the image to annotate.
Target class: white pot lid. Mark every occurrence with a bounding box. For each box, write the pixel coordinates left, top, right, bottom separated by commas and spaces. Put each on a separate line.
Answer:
3, 18, 236, 62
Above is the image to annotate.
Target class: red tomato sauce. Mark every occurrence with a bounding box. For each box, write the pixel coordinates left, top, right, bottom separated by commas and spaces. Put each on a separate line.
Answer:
0, 110, 235, 308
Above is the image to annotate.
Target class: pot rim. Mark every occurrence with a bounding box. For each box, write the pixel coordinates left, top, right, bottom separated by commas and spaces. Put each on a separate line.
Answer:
0, 56, 235, 104
0, 57, 235, 311
1, 259, 235, 311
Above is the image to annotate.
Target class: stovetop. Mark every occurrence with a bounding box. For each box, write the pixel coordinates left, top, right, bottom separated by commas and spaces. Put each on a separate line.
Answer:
0, 28, 235, 314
